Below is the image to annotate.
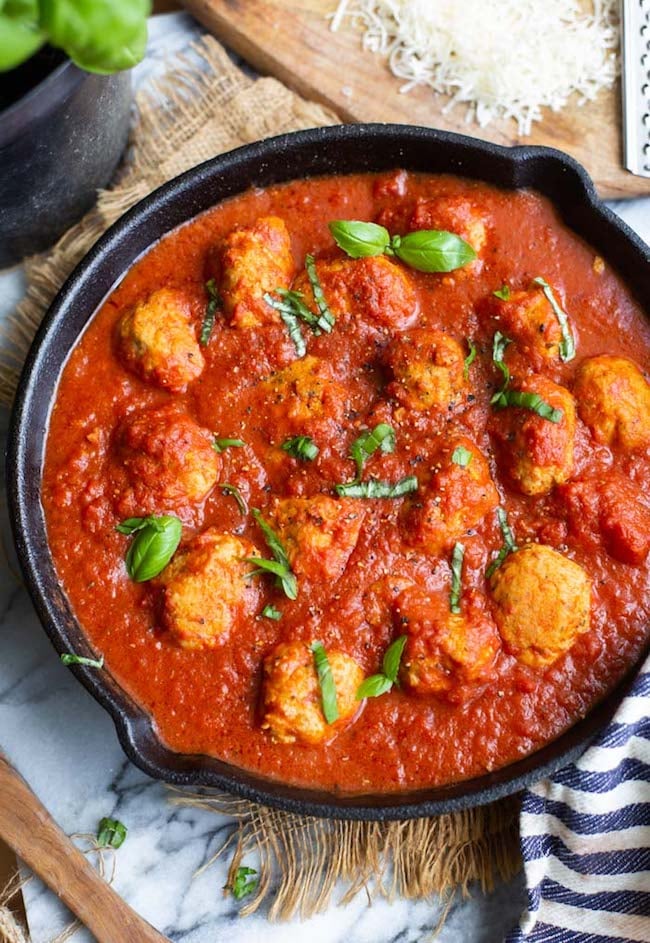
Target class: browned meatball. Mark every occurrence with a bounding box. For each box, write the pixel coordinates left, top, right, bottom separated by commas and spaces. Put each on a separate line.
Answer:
386, 328, 470, 413
403, 436, 499, 555
115, 287, 204, 392
157, 530, 259, 650
292, 255, 418, 331
260, 356, 349, 434
574, 355, 650, 450
270, 496, 364, 582
210, 216, 295, 329
491, 375, 576, 496
480, 285, 564, 369
113, 405, 219, 517
490, 544, 591, 668
397, 586, 500, 701
261, 641, 363, 744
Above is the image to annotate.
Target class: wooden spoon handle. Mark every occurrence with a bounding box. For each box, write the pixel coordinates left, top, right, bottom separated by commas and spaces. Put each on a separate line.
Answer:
0, 751, 168, 943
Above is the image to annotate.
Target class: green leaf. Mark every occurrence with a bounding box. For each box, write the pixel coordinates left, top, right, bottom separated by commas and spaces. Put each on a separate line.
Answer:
493, 284, 511, 301
96, 817, 127, 849
266, 288, 328, 335
230, 866, 258, 900
449, 542, 465, 614
349, 423, 396, 480
490, 330, 512, 403
492, 389, 563, 423
123, 515, 182, 582
356, 673, 393, 700
41, 0, 150, 75
486, 507, 518, 579
251, 510, 290, 569
200, 279, 220, 346
382, 635, 407, 683
334, 476, 418, 499
391, 230, 477, 273
247, 511, 298, 600
451, 445, 473, 467
0, 9, 44, 72
304, 254, 335, 332
463, 337, 477, 380
264, 292, 307, 356
532, 277, 576, 362
328, 220, 391, 259
311, 641, 339, 724
115, 517, 151, 535
261, 604, 281, 620
281, 435, 319, 461
60, 652, 104, 669
213, 437, 245, 453
219, 483, 248, 515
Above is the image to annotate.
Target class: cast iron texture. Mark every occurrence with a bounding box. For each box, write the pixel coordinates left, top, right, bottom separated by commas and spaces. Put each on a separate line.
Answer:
7, 125, 650, 820
0, 55, 132, 268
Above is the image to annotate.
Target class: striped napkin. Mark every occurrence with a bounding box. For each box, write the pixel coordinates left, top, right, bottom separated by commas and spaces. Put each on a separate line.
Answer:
507, 655, 650, 942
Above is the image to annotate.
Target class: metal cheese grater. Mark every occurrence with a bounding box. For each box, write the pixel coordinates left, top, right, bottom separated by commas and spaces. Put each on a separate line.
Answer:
622, 0, 650, 176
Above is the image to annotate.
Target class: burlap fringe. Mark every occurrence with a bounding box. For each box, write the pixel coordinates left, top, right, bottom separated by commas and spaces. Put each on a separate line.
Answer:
170, 790, 522, 921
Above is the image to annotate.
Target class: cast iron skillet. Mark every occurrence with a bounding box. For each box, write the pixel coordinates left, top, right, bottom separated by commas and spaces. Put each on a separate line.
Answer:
7, 125, 650, 820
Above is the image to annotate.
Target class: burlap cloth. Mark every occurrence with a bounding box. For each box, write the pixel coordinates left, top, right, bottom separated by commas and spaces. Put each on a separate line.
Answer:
0, 36, 521, 939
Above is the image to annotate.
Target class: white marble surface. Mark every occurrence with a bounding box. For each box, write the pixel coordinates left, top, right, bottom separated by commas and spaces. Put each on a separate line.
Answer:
1, 12, 649, 943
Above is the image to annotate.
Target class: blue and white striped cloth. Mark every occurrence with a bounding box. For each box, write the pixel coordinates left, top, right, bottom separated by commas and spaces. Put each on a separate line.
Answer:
508, 655, 650, 943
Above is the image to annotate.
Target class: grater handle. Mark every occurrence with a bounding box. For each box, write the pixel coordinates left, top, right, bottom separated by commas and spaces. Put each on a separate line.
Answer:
622, 0, 650, 177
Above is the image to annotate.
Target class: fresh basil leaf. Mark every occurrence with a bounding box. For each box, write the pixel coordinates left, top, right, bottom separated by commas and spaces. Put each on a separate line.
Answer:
382, 635, 407, 683
391, 229, 477, 273
486, 507, 518, 579
334, 476, 418, 499
264, 291, 307, 356
493, 284, 511, 301
304, 254, 335, 332
213, 437, 245, 453
349, 423, 396, 480
261, 604, 281, 620
200, 278, 220, 347
311, 641, 339, 723
60, 653, 104, 669
96, 817, 127, 849
356, 673, 393, 700
451, 445, 473, 467
281, 435, 319, 461
329, 220, 391, 259
230, 866, 258, 900
463, 337, 477, 380
124, 515, 182, 582
532, 276, 576, 362
219, 483, 248, 515
492, 389, 563, 423
449, 542, 465, 614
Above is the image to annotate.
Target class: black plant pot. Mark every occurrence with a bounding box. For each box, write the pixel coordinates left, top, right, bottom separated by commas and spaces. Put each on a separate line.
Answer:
0, 47, 132, 268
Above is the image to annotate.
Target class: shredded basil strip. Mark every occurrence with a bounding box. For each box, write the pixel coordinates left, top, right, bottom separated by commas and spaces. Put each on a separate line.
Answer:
264, 291, 306, 356
120, 515, 182, 582
200, 279, 220, 347
533, 276, 576, 362
490, 330, 512, 401
219, 483, 248, 515
463, 337, 477, 380
97, 817, 127, 849
246, 509, 297, 600
449, 542, 465, 614
266, 287, 328, 336
60, 652, 104, 669
486, 507, 518, 579
349, 423, 396, 481
281, 435, 319, 461
213, 437, 245, 453
311, 641, 339, 723
329, 220, 390, 258
492, 389, 563, 422
304, 254, 335, 332
230, 866, 258, 900
493, 284, 511, 301
356, 635, 407, 700
335, 476, 418, 499
451, 445, 473, 467
261, 604, 281, 620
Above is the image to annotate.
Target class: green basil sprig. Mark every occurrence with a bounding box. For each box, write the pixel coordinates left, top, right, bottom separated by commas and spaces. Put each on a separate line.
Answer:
230, 866, 258, 900
449, 542, 465, 614
311, 641, 339, 723
245, 509, 297, 600
281, 435, 319, 461
329, 220, 477, 273
532, 277, 576, 362
97, 817, 127, 849
486, 508, 518, 579
335, 476, 418, 499
356, 635, 407, 700
117, 515, 182, 582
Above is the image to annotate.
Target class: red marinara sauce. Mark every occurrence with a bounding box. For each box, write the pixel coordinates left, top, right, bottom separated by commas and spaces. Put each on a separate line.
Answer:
42, 172, 650, 794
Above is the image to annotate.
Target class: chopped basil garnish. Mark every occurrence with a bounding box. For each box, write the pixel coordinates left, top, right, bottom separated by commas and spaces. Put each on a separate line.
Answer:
60, 652, 104, 669
492, 389, 562, 422
335, 476, 418, 499
219, 483, 248, 515
486, 507, 518, 579
261, 604, 281, 620
356, 635, 407, 701
264, 291, 307, 357
281, 435, 319, 461
493, 284, 511, 301
329, 220, 390, 258
349, 423, 396, 481
532, 276, 576, 362
463, 337, 477, 380
311, 641, 339, 723
490, 330, 512, 398
246, 509, 297, 600
230, 866, 258, 900
265, 287, 329, 337
213, 437, 245, 453
304, 254, 335, 332
118, 515, 182, 582
329, 219, 476, 273
200, 278, 220, 347
97, 817, 127, 849
449, 542, 465, 614
451, 445, 473, 467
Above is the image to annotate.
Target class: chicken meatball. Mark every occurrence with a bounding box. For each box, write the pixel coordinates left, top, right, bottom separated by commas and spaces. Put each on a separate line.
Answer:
386, 328, 470, 413
397, 586, 500, 701
490, 544, 591, 668
113, 405, 219, 517
491, 375, 576, 496
261, 641, 363, 744
157, 530, 259, 650
260, 356, 349, 433
115, 287, 204, 392
210, 216, 295, 329
270, 496, 364, 582
574, 355, 650, 450
292, 255, 417, 331
481, 285, 564, 369
403, 437, 499, 554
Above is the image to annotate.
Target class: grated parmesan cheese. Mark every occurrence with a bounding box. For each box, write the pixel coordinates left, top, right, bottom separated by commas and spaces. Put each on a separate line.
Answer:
330, 0, 619, 136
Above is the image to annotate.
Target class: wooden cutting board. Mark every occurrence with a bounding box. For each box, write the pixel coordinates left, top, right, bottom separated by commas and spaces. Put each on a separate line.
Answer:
182, 0, 650, 200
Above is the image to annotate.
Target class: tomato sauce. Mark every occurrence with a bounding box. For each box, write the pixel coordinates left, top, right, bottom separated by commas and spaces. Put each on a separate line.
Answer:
42, 172, 650, 794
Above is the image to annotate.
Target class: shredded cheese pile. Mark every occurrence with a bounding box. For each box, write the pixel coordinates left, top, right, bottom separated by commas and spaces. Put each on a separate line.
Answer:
330, 0, 619, 136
